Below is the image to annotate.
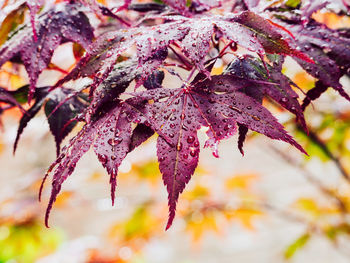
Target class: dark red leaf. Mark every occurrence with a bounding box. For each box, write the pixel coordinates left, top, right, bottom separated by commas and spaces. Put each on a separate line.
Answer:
13, 87, 50, 154
301, 81, 328, 110
44, 89, 87, 156
225, 55, 307, 130
0, 3, 94, 101
26, 0, 44, 41
238, 124, 248, 156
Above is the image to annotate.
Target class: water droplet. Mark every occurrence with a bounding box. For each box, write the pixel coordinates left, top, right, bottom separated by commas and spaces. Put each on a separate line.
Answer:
224, 124, 232, 130
187, 136, 195, 144
98, 154, 107, 164
190, 149, 197, 157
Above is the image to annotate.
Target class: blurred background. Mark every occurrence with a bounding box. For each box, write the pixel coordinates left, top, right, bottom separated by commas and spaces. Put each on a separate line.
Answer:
1, 1, 350, 263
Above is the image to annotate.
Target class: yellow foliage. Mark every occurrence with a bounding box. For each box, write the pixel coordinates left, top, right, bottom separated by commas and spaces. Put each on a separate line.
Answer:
186, 211, 220, 242
183, 184, 210, 201
54, 191, 74, 207
0, 62, 27, 89
0, 4, 25, 45
225, 174, 258, 191
313, 11, 350, 29
109, 204, 162, 243
293, 71, 315, 91
224, 207, 264, 230
294, 198, 339, 219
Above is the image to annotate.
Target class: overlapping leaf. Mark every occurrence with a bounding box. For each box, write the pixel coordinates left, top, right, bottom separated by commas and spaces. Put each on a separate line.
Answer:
285, 21, 350, 106
0, 3, 94, 100
123, 75, 306, 228
44, 89, 88, 156
13, 87, 87, 156
57, 10, 311, 110
225, 55, 307, 130
2, 0, 346, 231
0, 86, 26, 113
42, 100, 154, 226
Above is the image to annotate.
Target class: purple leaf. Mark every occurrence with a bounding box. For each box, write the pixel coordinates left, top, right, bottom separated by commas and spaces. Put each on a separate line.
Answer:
301, 81, 328, 110
0, 3, 94, 101
124, 73, 305, 228
43, 99, 163, 225
180, 19, 214, 71
0, 87, 26, 114
285, 22, 350, 101
44, 121, 97, 227
44, 89, 87, 156
195, 76, 307, 155
55, 12, 309, 96
26, 0, 44, 41
143, 70, 165, 90
14, 87, 50, 154
93, 106, 133, 205
129, 124, 155, 152
226, 55, 307, 130
238, 124, 248, 155
231, 12, 313, 62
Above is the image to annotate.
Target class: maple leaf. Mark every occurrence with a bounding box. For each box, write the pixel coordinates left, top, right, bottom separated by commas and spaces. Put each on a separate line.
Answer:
26, 0, 44, 41
13, 86, 50, 154
284, 21, 350, 106
84, 49, 167, 122
0, 86, 26, 114
42, 70, 306, 229
126, 75, 306, 229
4, 0, 345, 231
225, 55, 307, 131
0, 2, 94, 101
13, 87, 87, 156
41, 95, 170, 226
301, 81, 328, 110
44, 89, 88, 156
56, 10, 311, 107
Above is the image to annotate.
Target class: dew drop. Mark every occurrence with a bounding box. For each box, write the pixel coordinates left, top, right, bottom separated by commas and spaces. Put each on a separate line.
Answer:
190, 149, 197, 157
187, 136, 195, 144
98, 154, 107, 164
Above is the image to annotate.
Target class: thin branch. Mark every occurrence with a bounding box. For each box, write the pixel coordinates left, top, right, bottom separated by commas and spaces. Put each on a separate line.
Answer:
297, 125, 350, 183
269, 144, 348, 214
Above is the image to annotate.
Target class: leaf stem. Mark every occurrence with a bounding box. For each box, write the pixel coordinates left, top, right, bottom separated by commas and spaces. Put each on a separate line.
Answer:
169, 45, 193, 70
